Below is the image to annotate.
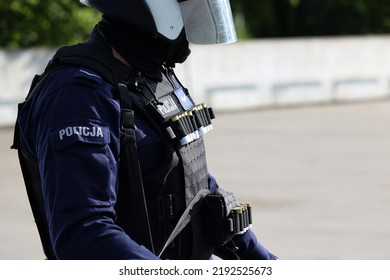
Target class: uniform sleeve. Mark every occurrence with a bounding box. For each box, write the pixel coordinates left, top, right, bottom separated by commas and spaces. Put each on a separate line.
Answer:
213, 230, 278, 260
29, 68, 159, 259
207, 173, 278, 260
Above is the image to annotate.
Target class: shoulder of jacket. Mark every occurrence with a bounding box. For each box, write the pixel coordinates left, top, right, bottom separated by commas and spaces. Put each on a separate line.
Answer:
73, 67, 103, 87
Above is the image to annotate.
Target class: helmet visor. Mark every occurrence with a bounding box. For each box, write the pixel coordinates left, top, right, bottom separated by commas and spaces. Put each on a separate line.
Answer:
180, 0, 237, 45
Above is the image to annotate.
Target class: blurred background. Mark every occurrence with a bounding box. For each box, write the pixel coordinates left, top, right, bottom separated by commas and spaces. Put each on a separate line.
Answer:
1, 0, 390, 259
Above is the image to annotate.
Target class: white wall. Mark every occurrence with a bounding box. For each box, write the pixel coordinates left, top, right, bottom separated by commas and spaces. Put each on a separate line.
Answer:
1, 36, 390, 126
0, 48, 55, 126
177, 35, 390, 111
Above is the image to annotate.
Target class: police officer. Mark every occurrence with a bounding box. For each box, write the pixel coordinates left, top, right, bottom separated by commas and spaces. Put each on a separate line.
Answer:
13, 0, 277, 260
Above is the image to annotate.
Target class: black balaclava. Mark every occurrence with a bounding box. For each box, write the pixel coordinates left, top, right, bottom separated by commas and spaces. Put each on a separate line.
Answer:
97, 16, 191, 82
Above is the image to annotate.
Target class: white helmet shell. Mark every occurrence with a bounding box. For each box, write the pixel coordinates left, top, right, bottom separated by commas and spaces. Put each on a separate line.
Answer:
144, 0, 184, 41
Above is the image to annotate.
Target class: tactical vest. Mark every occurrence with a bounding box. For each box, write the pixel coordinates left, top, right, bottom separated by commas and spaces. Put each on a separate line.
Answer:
12, 37, 216, 259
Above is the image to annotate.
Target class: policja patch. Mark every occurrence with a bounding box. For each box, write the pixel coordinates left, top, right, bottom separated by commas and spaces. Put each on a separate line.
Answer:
50, 120, 110, 150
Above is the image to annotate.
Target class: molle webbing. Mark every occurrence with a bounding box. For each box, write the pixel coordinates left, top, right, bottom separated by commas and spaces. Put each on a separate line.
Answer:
127, 70, 215, 206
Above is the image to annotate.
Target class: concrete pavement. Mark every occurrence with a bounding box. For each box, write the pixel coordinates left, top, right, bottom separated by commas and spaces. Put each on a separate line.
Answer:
1, 100, 390, 259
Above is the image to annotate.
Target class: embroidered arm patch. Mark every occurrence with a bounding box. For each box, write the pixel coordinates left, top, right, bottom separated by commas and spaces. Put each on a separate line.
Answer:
50, 120, 110, 150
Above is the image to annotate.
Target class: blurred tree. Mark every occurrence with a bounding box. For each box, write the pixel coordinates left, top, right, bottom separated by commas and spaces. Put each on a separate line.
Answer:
1, 0, 389, 48
231, 0, 390, 39
0, 0, 100, 49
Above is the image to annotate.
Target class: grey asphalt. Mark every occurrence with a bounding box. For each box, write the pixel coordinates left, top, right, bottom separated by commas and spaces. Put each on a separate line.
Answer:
1, 100, 390, 260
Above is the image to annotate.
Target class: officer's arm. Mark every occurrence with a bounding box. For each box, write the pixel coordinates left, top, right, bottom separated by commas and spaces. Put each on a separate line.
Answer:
32, 68, 159, 259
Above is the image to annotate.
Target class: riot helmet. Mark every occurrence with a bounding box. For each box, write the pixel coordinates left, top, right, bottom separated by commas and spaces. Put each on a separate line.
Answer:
80, 0, 237, 44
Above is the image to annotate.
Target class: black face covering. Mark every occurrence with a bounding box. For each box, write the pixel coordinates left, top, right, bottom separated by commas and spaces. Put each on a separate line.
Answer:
97, 17, 191, 82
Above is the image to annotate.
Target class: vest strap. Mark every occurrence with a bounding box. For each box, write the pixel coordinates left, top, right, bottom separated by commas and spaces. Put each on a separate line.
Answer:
118, 83, 155, 253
